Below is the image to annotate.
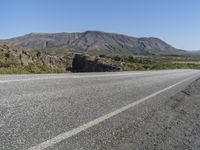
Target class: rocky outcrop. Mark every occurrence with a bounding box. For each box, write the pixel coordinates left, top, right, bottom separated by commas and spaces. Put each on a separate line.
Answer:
0, 44, 72, 71
71, 54, 122, 72
0, 44, 124, 73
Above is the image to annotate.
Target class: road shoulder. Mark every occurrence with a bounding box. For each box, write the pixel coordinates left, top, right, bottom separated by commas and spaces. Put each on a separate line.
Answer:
117, 78, 200, 150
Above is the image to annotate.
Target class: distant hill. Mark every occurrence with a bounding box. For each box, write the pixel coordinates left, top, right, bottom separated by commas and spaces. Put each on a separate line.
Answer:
192, 50, 200, 54
2, 31, 186, 56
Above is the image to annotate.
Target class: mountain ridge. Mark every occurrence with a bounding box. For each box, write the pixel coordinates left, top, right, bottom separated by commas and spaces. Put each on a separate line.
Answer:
1, 31, 187, 56
192, 50, 200, 54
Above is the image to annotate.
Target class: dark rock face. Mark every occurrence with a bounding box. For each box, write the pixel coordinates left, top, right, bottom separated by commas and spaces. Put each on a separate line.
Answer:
71, 54, 121, 72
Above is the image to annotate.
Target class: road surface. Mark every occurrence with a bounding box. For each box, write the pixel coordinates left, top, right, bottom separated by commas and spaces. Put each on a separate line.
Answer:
0, 70, 200, 150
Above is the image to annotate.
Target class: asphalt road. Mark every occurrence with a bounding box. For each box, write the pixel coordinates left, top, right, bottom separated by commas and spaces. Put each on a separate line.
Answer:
0, 70, 200, 150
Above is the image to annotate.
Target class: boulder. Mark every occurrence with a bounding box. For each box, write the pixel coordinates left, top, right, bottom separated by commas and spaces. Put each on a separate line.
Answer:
71, 54, 121, 72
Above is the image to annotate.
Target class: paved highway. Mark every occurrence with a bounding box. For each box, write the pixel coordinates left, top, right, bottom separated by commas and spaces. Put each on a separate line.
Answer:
0, 70, 200, 150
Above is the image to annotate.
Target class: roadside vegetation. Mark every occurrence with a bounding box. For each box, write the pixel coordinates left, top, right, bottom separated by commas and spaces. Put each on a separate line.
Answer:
0, 42, 200, 74
0, 51, 68, 74
0, 44, 72, 74
99, 54, 200, 71
1, 53, 200, 74
1, 52, 200, 74
0, 53, 67, 74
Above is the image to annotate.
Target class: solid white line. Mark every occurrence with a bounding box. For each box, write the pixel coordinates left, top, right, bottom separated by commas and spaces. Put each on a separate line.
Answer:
0, 72, 147, 83
0, 70, 191, 83
27, 73, 199, 150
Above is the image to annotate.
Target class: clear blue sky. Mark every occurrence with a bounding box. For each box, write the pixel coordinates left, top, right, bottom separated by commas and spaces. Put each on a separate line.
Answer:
1, 0, 200, 50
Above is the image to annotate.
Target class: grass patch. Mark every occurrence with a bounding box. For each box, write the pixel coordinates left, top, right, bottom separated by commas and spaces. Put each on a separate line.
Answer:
100, 54, 200, 71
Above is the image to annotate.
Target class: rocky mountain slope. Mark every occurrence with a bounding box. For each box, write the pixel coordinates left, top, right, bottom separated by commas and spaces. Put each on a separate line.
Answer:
2, 31, 186, 56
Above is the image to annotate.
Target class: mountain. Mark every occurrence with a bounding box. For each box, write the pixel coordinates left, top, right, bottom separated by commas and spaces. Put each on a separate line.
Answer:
2, 31, 186, 56
192, 50, 200, 54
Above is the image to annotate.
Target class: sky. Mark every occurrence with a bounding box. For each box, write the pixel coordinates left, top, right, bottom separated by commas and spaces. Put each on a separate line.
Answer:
1, 0, 200, 50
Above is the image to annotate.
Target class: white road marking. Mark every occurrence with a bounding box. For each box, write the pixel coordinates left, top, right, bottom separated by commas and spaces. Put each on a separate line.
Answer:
27, 73, 199, 150
0, 72, 150, 83
0, 70, 192, 83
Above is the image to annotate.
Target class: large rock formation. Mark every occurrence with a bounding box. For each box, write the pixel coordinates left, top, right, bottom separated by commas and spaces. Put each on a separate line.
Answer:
71, 54, 122, 72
